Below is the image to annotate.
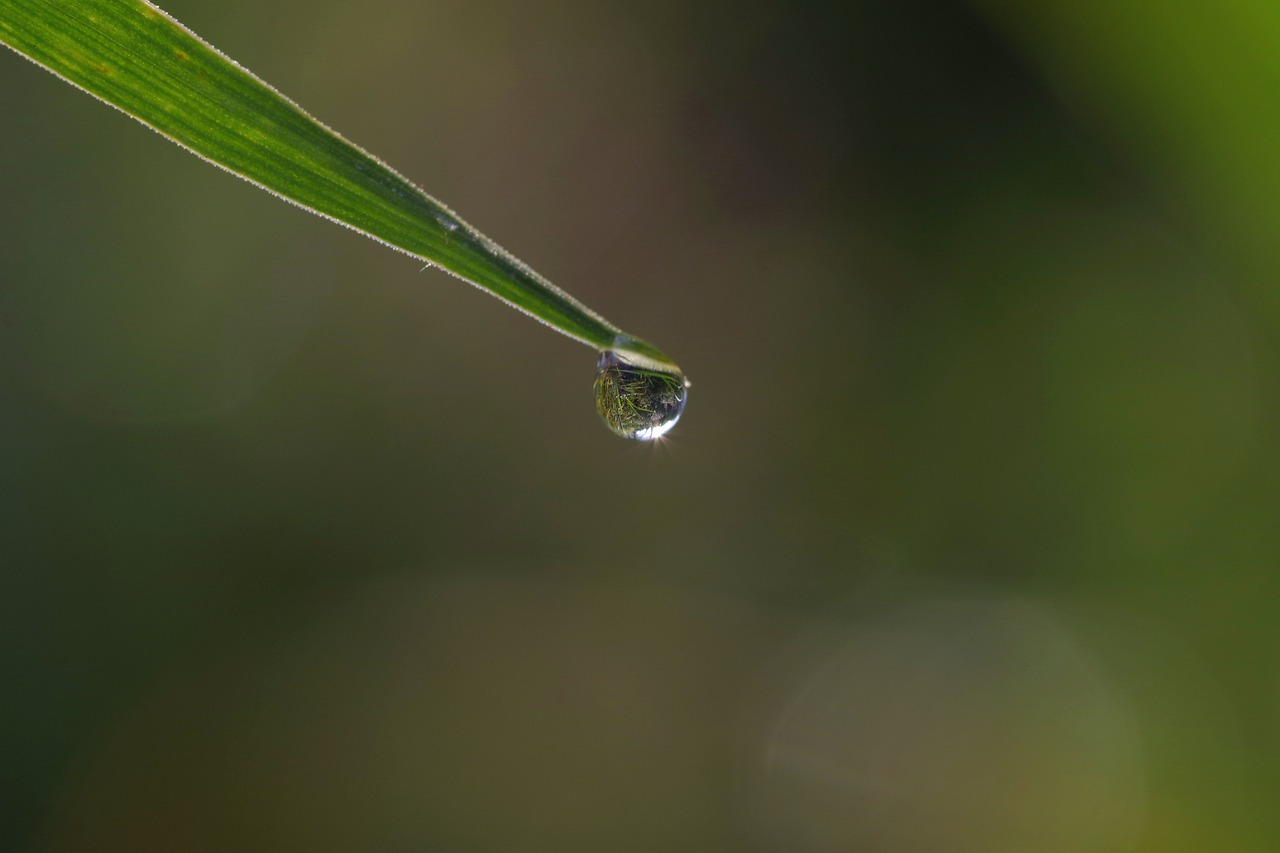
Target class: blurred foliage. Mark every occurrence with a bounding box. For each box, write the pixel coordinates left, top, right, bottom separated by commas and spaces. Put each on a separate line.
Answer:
2, 0, 1280, 850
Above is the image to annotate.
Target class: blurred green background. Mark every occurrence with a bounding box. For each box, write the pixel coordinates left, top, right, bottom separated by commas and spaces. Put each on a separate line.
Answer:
3, 0, 1280, 850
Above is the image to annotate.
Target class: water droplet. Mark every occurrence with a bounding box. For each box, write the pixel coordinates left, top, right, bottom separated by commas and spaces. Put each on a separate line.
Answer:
594, 350, 689, 440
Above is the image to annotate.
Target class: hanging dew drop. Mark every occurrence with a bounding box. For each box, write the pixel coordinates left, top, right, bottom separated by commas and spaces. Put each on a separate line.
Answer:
594, 350, 689, 440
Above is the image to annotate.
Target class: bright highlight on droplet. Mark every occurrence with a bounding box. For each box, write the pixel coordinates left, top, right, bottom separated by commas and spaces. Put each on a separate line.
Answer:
594, 350, 689, 440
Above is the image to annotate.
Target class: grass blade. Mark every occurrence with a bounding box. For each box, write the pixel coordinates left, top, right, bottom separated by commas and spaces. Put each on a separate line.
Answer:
0, 0, 678, 368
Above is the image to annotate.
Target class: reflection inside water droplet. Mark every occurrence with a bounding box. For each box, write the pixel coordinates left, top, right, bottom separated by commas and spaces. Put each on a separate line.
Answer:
594, 350, 689, 440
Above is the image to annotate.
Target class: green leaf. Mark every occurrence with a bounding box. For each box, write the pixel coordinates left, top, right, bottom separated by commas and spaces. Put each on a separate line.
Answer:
0, 0, 678, 369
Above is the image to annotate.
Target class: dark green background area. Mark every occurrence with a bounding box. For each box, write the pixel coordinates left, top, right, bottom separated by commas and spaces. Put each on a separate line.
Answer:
2, 0, 1277, 850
